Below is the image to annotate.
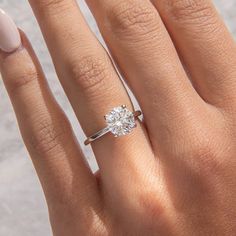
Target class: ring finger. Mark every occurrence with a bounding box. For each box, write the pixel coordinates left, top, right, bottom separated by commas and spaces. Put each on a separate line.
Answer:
85, 0, 206, 153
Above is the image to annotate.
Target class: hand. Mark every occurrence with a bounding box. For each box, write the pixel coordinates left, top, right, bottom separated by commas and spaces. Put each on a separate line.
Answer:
0, 0, 236, 235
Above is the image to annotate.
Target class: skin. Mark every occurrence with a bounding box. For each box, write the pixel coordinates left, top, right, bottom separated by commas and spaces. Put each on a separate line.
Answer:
1, 0, 236, 235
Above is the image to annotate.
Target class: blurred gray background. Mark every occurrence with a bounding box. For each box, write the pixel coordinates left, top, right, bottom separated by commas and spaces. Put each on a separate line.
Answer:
0, 1, 235, 235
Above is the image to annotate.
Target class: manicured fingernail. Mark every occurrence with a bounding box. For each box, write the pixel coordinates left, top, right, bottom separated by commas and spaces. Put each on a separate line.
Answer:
0, 9, 21, 53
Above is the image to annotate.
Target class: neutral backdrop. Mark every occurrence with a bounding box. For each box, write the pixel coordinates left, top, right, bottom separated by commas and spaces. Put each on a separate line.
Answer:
0, 1, 236, 235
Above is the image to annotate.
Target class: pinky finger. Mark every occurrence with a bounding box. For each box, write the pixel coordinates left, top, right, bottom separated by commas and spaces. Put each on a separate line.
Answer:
0, 10, 100, 233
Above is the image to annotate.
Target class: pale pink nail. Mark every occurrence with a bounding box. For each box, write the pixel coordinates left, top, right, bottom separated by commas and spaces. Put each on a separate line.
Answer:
0, 9, 21, 53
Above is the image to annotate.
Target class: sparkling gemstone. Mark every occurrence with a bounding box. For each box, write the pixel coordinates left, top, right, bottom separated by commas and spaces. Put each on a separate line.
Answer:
105, 106, 136, 137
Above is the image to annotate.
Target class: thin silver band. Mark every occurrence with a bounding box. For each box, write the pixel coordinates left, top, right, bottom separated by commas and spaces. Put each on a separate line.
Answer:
84, 110, 142, 146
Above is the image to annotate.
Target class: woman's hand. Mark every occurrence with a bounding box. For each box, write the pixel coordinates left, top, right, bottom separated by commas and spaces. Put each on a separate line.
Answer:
1, 0, 236, 235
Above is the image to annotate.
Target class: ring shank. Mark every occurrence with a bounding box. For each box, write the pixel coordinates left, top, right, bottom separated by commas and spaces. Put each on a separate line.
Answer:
84, 126, 110, 145
84, 110, 142, 145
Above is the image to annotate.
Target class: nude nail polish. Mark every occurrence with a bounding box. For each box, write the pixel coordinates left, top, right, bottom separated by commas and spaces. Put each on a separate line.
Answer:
0, 9, 21, 53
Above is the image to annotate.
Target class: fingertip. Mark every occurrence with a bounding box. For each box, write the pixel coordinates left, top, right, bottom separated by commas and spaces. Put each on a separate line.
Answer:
0, 30, 40, 72
0, 8, 21, 53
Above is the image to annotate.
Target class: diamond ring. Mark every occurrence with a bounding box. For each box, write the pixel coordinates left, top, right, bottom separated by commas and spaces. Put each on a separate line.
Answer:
84, 105, 142, 145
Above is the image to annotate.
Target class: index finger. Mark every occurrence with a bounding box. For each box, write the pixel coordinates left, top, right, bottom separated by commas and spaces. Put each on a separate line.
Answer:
0, 11, 99, 230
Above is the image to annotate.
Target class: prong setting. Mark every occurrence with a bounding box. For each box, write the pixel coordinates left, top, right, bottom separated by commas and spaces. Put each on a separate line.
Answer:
84, 106, 141, 145
105, 106, 136, 137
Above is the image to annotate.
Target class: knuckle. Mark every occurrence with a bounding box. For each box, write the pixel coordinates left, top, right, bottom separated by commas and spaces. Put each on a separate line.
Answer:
29, 0, 67, 10
191, 142, 218, 167
181, 132, 227, 175
29, 115, 71, 155
107, 1, 159, 37
136, 190, 168, 227
29, 0, 72, 18
6, 62, 39, 94
68, 53, 111, 94
167, 0, 212, 19
167, 0, 218, 30
133, 190, 171, 231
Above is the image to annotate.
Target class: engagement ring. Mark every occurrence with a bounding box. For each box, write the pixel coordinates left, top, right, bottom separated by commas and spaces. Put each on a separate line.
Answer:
84, 105, 142, 145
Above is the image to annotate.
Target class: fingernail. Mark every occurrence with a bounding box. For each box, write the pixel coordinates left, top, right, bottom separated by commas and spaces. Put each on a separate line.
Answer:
0, 9, 21, 53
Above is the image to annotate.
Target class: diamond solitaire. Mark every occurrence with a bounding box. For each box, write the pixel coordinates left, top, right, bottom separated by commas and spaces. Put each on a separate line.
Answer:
105, 105, 136, 137
84, 105, 142, 145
